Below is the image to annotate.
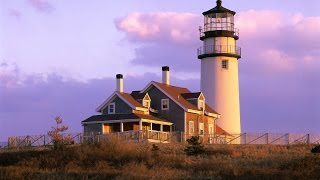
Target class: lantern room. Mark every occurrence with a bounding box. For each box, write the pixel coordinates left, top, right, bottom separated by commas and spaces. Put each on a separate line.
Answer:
200, 0, 239, 40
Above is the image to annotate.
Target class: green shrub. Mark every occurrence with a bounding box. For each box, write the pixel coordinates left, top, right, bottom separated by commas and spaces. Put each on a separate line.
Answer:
311, 145, 320, 153
184, 136, 205, 156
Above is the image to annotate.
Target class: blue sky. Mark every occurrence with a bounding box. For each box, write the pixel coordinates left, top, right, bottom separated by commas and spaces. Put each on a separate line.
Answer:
0, 0, 320, 140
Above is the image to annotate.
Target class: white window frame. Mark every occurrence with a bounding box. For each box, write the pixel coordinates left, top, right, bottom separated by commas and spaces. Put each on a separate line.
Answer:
199, 123, 204, 135
161, 99, 169, 110
108, 102, 115, 114
189, 121, 194, 135
222, 60, 229, 69
143, 100, 150, 108
209, 124, 214, 135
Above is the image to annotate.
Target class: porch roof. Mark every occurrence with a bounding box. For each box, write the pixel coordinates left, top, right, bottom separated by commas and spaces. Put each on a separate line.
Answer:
82, 113, 171, 123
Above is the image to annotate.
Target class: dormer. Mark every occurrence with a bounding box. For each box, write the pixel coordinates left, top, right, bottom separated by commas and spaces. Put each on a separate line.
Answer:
181, 92, 206, 111
131, 91, 151, 109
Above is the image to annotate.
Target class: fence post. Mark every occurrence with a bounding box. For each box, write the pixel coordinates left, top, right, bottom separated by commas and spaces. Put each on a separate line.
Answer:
307, 134, 310, 144
266, 133, 269, 144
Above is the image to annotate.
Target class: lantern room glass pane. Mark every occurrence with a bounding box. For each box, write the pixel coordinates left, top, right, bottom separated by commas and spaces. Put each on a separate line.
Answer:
204, 12, 235, 31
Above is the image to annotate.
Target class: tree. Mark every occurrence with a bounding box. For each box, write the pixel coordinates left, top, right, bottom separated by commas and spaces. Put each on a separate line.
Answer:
47, 116, 72, 150
184, 136, 205, 156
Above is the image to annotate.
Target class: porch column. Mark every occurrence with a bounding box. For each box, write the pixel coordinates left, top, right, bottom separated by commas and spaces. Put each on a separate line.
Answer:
170, 125, 172, 132
120, 122, 124, 132
101, 123, 104, 134
139, 120, 143, 130
150, 123, 153, 131
160, 124, 163, 132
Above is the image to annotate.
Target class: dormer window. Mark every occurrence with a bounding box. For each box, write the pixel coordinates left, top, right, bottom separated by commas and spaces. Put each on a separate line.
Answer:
108, 103, 115, 114
161, 99, 169, 110
198, 100, 205, 111
143, 100, 150, 108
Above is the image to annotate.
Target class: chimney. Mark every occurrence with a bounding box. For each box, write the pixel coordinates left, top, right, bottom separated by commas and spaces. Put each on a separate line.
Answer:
116, 74, 123, 93
162, 66, 170, 85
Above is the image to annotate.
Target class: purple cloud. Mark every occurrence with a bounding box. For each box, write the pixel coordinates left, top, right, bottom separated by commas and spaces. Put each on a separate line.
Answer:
27, 0, 54, 13
8, 9, 22, 19
115, 10, 320, 74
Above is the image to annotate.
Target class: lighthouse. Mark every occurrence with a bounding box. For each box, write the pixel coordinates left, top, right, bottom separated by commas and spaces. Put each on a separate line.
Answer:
198, 0, 241, 135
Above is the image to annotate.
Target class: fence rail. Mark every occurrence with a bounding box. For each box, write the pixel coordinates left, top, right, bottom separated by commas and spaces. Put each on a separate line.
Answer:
1, 132, 319, 150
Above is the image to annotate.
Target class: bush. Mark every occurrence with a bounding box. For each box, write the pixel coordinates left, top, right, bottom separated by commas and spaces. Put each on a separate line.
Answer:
311, 145, 320, 153
184, 136, 205, 156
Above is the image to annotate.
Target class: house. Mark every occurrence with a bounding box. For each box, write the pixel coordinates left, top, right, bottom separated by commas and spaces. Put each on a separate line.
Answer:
82, 66, 229, 143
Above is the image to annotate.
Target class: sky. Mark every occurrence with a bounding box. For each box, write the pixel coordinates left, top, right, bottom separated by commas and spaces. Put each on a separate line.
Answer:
1, 0, 320, 141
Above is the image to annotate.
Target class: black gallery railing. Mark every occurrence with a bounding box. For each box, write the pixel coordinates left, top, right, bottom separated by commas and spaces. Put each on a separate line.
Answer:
197, 45, 241, 57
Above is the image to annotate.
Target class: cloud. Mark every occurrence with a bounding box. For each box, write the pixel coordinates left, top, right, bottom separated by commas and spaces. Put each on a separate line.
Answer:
8, 9, 22, 19
27, 0, 54, 13
115, 12, 201, 71
115, 10, 320, 74
115, 12, 200, 44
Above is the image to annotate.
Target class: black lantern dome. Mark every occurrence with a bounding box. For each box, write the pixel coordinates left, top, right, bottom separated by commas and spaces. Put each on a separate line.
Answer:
203, 0, 236, 15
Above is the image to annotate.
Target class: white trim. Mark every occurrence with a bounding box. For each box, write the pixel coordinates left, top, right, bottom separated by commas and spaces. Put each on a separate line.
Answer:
96, 92, 117, 112
141, 118, 173, 125
142, 99, 151, 108
136, 107, 149, 112
187, 109, 202, 114
101, 123, 104, 134
96, 92, 148, 113
205, 111, 220, 118
120, 122, 124, 132
199, 92, 206, 101
139, 121, 143, 130
108, 102, 115, 114
82, 118, 173, 126
209, 124, 214, 135
199, 123, 204, 135
198, 100, 204, 111
140, 82, 188, 111
82, 119, 140, 124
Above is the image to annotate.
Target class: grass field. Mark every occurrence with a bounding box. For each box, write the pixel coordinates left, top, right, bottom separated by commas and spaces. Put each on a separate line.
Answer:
0, 139, 319, 180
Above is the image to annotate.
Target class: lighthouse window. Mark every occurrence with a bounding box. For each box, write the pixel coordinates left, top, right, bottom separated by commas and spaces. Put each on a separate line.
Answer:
222, 60, 229, 69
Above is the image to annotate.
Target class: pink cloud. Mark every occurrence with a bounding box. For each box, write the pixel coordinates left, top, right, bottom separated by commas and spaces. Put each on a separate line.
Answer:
236, 10, 284, 37
258, 49, 295, 72
115, 12, 200, 43
27, 0, 54, 13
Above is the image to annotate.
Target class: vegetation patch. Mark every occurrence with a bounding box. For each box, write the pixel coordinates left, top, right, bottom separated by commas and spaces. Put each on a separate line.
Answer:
0, 141, 319, 179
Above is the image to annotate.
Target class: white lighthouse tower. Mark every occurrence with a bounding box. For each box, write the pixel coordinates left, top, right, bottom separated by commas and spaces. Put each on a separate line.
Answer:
198, 0, 241, 135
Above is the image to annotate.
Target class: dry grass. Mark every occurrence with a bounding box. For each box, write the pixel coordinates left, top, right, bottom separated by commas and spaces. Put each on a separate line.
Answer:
0, 140, 319, 180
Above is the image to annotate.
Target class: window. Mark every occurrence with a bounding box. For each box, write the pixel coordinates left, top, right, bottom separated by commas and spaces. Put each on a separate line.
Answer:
189, 121, 194, 135
199, 123, 204, 135
198, 100, 205, 111
161, 99, 169, 110
222, 60, 228, 69
108, 103, 115, 114
209, 124, 214, 135
143, 100, 150, 108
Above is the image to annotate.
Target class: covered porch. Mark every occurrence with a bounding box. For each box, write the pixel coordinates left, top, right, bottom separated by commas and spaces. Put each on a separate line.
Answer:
102, 119, 173, 142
